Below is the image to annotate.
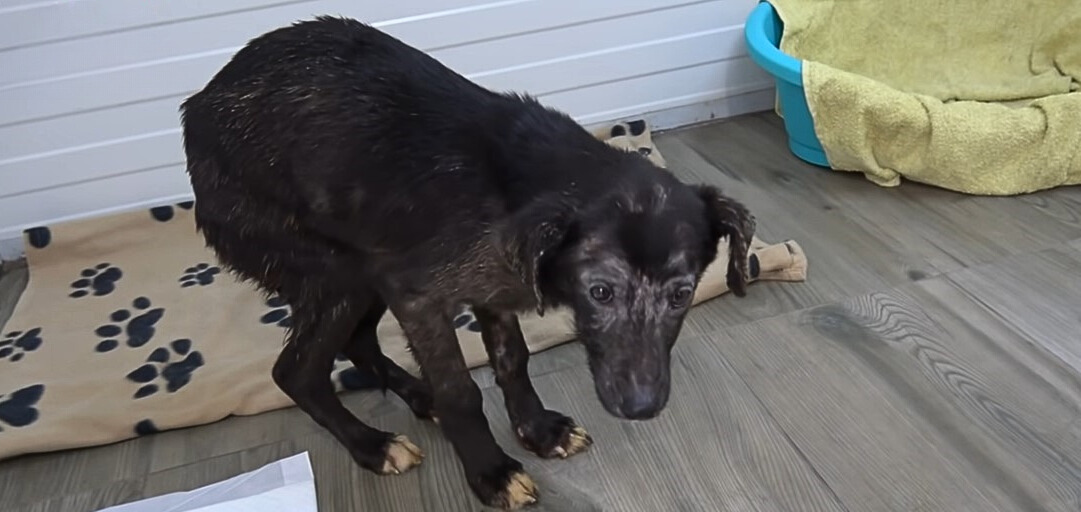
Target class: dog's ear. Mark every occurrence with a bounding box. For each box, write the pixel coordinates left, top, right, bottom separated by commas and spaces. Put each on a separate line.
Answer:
500, 197, 576, 316
694, 185, 756, 296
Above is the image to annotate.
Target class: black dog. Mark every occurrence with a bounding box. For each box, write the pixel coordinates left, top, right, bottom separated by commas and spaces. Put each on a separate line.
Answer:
180, 16, 754, 509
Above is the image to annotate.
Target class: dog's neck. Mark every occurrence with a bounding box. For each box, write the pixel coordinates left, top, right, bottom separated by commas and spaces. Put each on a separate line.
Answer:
485, 99, 635, 209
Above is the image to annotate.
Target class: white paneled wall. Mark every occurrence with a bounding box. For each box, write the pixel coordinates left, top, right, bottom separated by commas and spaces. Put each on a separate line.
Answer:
0, 0, 773, 241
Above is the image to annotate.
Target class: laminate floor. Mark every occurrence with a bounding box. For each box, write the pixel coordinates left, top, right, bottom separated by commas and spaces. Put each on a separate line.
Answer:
2, 112, 1081, 511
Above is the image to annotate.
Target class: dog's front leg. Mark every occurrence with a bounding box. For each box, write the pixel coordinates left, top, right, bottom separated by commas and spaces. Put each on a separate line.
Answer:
395, 308, 538, 510
473, 308, 593, 459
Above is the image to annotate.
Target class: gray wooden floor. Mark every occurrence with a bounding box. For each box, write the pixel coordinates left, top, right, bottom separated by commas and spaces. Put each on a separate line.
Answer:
3, 112, 1081, 511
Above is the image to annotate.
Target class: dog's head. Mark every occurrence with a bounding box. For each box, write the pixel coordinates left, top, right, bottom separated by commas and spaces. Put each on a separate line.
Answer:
505, 164, 754, 420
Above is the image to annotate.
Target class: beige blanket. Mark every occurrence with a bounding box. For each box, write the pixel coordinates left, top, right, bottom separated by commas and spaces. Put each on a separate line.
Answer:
0, 122, 808, 460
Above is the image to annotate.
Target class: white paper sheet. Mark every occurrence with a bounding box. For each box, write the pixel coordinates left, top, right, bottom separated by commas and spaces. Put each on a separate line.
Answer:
97, 452, 317, 512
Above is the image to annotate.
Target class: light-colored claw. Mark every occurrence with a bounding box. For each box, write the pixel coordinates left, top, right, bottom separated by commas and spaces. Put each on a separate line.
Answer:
559, 426, 593, 458
502, 471, 539, 509
380, 435, 424, 475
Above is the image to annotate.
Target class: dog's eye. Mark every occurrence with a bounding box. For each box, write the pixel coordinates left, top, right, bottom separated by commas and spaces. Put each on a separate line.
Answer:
670, 287, 693, 308
590, 285, 613, 304
638, 147, 652, 156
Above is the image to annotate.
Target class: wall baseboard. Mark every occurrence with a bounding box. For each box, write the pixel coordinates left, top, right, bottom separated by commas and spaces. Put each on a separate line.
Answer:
584, 86, 776, 134
0, 238, 24, 262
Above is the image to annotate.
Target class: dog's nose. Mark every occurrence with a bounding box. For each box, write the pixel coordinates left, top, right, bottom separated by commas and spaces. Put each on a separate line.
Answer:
619, 391, 662, 420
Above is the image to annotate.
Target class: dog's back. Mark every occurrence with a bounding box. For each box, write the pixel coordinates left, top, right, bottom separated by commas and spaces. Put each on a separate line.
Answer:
182, 17, 510, 297
180, 16, 657, 302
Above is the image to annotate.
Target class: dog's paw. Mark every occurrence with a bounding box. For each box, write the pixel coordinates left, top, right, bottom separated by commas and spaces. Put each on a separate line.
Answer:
555, 425, 592, 458
515, 410, 593, 459
379, 435, 424, 475
499, 471, 539, 509
469, 458, 539, 509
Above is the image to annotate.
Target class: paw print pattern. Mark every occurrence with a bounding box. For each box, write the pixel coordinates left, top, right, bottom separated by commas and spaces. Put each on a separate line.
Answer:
126, 339, 205, 399
0, 328, 43, 362
260, 295, 292, 328
95, 297, 165, 352
25, 227, 51, 249
150, 201, 195, 222
337, 366, 381, 391
606, 120, 665, 167
453, 312, 482, 333
0, 384, 45, 431
134, 419, 160, 436
179, 263, 221, 287
70, 263, 123, 298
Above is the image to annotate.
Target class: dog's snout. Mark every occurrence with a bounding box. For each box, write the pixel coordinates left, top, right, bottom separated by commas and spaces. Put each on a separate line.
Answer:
619, 389, 663, 420
592, 355, 672, 421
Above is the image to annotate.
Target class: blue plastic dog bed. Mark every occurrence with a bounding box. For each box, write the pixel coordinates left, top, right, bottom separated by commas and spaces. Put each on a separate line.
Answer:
744, 2, 827, 167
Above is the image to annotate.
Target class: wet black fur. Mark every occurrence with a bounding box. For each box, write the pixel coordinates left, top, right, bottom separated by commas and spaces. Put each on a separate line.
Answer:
180, 16, 754, 508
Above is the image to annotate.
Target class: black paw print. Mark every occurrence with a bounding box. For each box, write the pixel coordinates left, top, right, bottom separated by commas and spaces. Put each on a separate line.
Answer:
25, 227, 51, 249
179, 263, 221, 287
150, 201, 195, 222
260, 295, 292, 328
454, 312, 482, 333
0, 384, 44, 431
336, 366, 381, 391
94, 297, 165, 352
1, 328, 43, 362
70, 263, 123, 298
134, 419, 160, 436
126, 339, 205, 399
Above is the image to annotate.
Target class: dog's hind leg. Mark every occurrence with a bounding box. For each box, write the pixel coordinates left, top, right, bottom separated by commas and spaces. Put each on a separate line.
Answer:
341, 294, 436, 421
272, 294, 423, 475
473, 307, 593, 460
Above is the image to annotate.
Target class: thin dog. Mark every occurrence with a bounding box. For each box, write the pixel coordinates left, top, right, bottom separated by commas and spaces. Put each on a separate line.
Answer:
180, 16, 754, 509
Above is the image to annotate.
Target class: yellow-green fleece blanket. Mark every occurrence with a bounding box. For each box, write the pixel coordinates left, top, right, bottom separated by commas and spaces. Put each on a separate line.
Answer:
770, 0, 1081, 195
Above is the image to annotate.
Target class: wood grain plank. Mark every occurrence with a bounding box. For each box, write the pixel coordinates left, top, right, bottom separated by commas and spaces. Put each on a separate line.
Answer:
0, 434, 154, 510
670, 115, 1081, 275
657, 127, 935, 333
748, 114, 1081, 263
7, 479, 144, 512
145, 387, 399, 473
710, 273, 1081, 511
226, 334, 846, 512
1069, 237, 1081, 253
945, 245, 1081, 377
471, 336, 848, 512
140, 437, 305, 501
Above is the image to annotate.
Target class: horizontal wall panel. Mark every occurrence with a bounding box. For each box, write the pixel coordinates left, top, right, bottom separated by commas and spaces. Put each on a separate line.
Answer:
0, 0, 318, 50
0, 96, 182, 158
475, 26, 749, 95
413, 0, 751, 78
0, 24, 756, 196
0, 1, 731, 151
0, 20, 750, 128
1, 131, 182, 199
0, 0, 741, 140
0, 0, 701, 86
0, 59, 773, 209
0, 0, 772, 239
540, 57, 772, 125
